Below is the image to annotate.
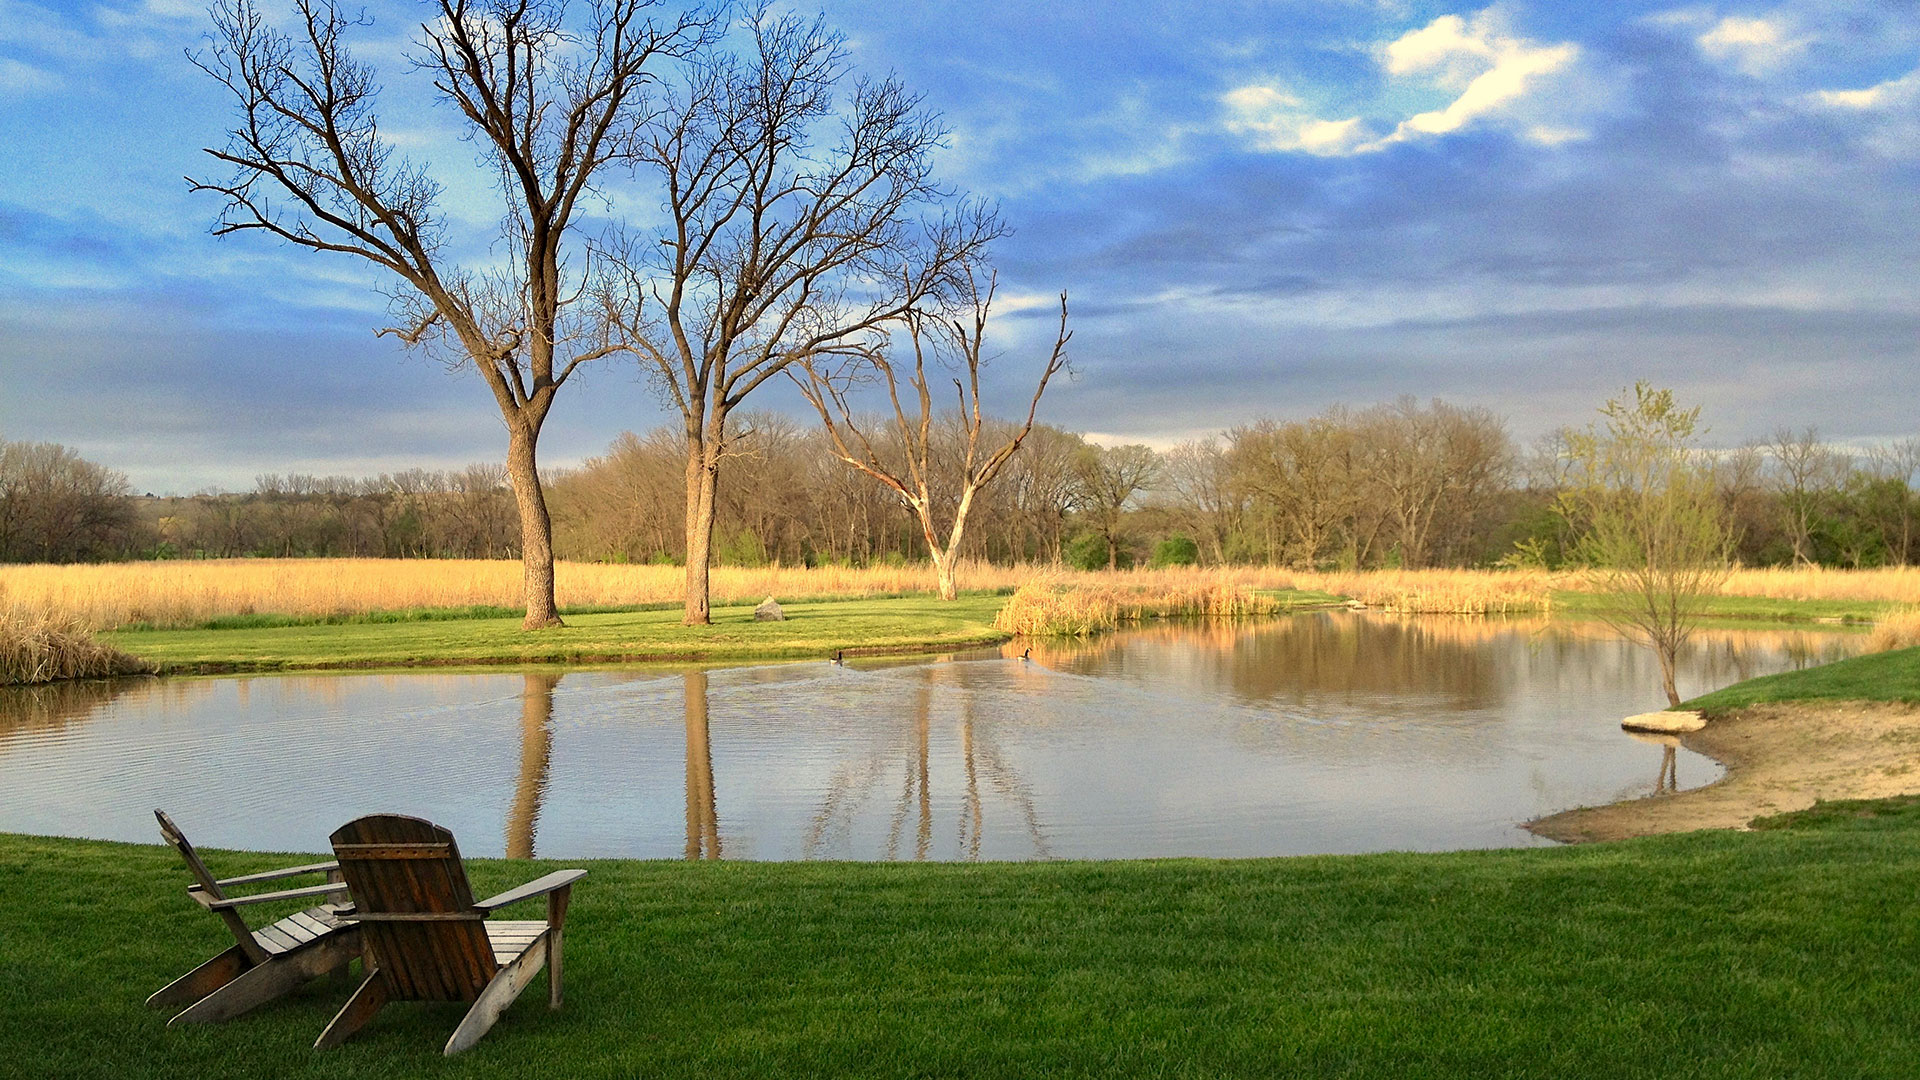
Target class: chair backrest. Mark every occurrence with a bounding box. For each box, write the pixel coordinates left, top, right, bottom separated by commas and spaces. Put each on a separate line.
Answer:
155, 809, 227, 902
156, 809, 266, 962
329, 814, 499, 1002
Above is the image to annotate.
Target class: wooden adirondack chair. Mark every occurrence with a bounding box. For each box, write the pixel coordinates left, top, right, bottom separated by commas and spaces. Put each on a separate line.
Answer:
148, 810, 362, 1025
317, 814, 586, 1055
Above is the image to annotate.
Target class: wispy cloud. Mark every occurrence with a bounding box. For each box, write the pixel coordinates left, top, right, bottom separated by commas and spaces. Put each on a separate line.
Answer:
1812, 69, 1920, 110
1695, 14, 1808, 76
1222, 9, 1581, 157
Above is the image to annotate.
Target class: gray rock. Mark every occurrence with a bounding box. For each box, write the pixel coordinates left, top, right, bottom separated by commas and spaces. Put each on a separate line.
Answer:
753, 596, 785, 621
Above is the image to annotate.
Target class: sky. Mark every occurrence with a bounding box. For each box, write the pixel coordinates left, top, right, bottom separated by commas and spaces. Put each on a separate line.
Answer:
1, 0, 1916, 494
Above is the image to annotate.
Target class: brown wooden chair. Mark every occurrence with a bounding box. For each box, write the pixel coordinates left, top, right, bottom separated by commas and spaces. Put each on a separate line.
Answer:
317, 813, 586, 1055
149, 809, 362, 1025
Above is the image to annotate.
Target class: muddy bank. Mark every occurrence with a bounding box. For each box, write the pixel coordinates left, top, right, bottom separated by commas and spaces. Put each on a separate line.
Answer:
1528, 701, 1920, 843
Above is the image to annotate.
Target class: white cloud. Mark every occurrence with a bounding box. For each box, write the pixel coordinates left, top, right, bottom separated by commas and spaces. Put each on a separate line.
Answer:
1222, 9, 1582, 157
0, 56, 57, 96
1697, 15, 1808, 75
1812, 69, 1920, 110
1222, 86, 1372, 156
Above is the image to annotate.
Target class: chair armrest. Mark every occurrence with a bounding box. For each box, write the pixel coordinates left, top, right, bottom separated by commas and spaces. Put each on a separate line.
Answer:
213, 860, 339, 888
474, 869, 588, 913
199, 880, 349, 910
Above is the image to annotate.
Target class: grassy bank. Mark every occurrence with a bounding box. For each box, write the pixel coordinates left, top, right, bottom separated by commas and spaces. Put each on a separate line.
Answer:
101, 595, 1014, 674
8, 804, 1920, 1079
1686, 645, 1920, 712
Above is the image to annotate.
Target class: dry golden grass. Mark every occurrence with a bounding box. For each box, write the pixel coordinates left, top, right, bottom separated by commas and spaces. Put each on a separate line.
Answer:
0, 560, 1313, 631
993, 578, 1289, 637
8, 558, 1920, 633
1292, 569, 1561, 615
1865, 608, 1920, 653
0, 601, 152, 685
1720, 566, 1920, 605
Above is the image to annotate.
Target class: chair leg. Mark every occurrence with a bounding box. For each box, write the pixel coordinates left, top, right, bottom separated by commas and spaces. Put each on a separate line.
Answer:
548, 927, 564, 1010
170, 935, 359, 1026
444, 934, 549, 1056
148, 945, 248, 1010
315, 971, 389, 1050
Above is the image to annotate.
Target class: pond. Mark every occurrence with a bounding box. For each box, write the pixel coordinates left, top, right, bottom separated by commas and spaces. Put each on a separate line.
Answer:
0, 612, 1860, 861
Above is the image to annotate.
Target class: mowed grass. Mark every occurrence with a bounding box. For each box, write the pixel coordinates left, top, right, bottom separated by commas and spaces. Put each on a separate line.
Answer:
101, 595, 1012, 673
1686, 644, 1920, 711
7, 803, 1920, 1080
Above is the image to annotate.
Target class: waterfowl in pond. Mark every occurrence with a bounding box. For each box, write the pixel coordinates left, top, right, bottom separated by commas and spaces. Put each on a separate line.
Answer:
1021, 647, 1031, 662
831, 650, 845, 665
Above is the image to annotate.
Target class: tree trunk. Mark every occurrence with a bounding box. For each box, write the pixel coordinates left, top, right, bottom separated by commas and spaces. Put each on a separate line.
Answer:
505, 425, 563, 629
682, 429, 720, 626
1657, 643, 1682, 708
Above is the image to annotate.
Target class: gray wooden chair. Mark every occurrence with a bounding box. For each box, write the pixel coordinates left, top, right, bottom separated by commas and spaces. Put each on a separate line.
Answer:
149, 809, 362, 1025
317, 813, 586, 1055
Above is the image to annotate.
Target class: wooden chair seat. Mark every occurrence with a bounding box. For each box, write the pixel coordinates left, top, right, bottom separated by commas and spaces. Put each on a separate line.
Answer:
316, 814, 586, 1055
484, 921, 549, 966
252, 904, 354, 956
149, 810, 362, 1026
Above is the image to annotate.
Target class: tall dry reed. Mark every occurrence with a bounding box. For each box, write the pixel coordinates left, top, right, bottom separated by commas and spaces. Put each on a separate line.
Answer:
0, 602, 152, 685
1865, 608, 1920, 653
9, 559, 1920, 633
994, 579, 1288, 636
1291, 569, 1562, 615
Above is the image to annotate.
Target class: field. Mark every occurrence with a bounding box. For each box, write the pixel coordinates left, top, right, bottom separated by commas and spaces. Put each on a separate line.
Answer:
9, 559, 1920, 632
7, 795, 1920, 1079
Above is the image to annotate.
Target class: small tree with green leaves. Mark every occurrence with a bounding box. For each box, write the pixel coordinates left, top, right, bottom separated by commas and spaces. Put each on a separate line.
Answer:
1558, 384, 1734, 708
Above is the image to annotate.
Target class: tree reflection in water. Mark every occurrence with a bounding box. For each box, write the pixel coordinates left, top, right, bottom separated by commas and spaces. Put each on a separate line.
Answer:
805, 664, 1051, 861
504, 672, 560, 859
684, 670, 721, 860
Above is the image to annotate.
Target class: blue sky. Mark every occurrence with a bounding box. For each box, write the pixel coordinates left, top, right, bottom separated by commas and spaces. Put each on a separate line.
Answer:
1, 0, 1916, 493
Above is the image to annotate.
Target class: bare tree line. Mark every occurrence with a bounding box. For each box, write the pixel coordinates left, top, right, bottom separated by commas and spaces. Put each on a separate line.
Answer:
11, 403, 1920, 573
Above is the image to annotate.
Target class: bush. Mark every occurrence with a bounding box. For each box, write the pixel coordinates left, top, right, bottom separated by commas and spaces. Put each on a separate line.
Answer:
1065, 532, 1131, 571
1150, 535, 1199, 568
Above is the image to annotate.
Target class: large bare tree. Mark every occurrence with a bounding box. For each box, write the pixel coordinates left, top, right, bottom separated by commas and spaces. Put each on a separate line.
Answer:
604, 7, 996, 624
794, 275, 1070, 600
191, 0, 707, 628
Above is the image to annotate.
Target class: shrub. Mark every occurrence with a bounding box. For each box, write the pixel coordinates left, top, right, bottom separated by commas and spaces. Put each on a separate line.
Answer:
1151, 535, 1199, 568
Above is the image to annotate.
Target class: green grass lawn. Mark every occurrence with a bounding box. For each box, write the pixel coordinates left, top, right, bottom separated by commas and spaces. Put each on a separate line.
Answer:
1686, 645, 1920, 711
102, 595, 1014, 673
98, 590, 1342, 674
7, 802, 1920, 1079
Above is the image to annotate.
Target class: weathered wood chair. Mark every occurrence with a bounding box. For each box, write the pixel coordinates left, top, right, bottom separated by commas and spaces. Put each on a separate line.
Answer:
149, 809, 361, 1025
317, 813, 587, 1055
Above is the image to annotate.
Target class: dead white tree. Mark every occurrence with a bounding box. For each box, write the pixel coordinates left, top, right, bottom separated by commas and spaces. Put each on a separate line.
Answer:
793, 276, 1070, 600
190, 0, 709, 628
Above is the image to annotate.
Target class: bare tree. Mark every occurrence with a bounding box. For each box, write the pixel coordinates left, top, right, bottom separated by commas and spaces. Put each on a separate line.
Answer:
795, 276, 1070, 599
1161, 438, 1236, 565
1768, 426, 1845, 567
190, 0, 708, 627
1228, 414, 1358, 569
1074, 443, 1162, 570
603, 7, 996, 623
1864, 436, 1920, 565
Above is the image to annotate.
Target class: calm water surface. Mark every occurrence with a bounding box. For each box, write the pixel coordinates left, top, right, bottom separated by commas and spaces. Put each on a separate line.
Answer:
0, 613, 1859, 860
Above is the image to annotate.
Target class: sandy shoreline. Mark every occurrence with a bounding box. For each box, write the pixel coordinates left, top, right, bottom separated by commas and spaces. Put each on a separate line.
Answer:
1527, 700, 1920, 843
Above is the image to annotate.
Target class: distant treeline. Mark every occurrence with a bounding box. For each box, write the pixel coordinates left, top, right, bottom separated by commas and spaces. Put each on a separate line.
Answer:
4, 401, 1916, 570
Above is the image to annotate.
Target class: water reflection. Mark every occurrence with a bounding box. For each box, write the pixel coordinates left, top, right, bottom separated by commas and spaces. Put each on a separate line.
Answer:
0, 614, 1867, 860
801, 666, 1051, 861
684, 671, 720, 860
504, 672, 558, 859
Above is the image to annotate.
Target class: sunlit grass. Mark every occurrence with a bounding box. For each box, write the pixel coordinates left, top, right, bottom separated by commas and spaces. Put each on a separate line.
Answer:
8, 798, 1920, 1078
